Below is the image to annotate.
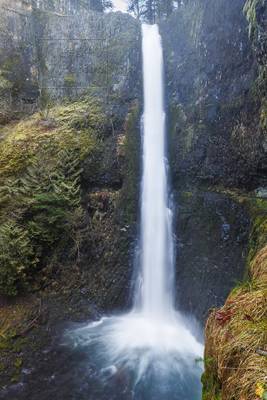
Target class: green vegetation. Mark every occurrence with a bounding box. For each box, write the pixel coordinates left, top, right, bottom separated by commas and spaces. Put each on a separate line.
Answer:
0, 74, 12, 92
260, 100, 267, 130
202, 364, 222, 400
118, 101, 140, 224
244, 0, 267, 102
64, 74, 76, 87
128, 0, 187, 22
0, 95, 107, 296
243, 0, 265, 38
0, 222, 38, 296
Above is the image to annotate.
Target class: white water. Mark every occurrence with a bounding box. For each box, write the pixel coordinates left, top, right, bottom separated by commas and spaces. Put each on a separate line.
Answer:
136, 24, 174, 318
66, 24, 203, 399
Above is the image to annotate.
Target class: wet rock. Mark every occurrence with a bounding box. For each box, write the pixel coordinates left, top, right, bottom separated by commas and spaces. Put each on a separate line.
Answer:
161, 0, 265, 188
0, 4, 141, 118
175, 185, 250, 322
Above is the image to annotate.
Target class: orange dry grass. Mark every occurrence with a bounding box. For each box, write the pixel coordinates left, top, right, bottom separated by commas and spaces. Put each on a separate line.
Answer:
0, 297, 39, 340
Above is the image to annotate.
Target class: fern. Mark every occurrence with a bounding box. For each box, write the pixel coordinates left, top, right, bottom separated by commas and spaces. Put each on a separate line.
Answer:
0, 148, 84, 296
0, 222, 38, 296
50, 149, 83, 208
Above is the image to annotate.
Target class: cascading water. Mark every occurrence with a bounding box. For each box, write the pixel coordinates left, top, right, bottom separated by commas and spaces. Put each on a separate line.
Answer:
136, 24, 174, 318
66, 24, 203, 400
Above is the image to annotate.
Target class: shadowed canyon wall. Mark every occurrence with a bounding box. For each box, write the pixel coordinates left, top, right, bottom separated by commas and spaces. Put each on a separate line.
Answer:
0, 0, 141, 122
161, 0, 266, 189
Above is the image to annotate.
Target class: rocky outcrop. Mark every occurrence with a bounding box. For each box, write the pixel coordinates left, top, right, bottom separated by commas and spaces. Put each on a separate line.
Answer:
174, 186, 250, 322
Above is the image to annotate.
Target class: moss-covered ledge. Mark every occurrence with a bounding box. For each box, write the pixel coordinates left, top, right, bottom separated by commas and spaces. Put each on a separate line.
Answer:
202, 190, 267, 400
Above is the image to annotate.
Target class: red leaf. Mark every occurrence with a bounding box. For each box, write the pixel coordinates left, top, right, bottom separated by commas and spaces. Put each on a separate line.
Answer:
215, 310, 233, 326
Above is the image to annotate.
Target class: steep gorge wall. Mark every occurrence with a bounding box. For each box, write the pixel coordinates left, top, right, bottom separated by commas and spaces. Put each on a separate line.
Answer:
157, 0, 256, 323
161, 0, 266, 189
0, 2, 141, 122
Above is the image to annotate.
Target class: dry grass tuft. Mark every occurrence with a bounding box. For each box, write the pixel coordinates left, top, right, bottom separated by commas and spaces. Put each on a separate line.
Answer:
251, 244, 267, 283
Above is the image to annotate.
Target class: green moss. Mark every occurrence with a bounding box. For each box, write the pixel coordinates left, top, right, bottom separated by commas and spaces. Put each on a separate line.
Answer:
260, 100, 267, 130
0, 338, 12, 351
202, 358, 222, 400
118, 101, 140, 225
0, 74, 12, 91
14, 357, 23, 369
0, 95, 107, 296
1, 56, 21, 74
64, 74, 76, 87
230, 279, 259, 296
243, 0, 265, 38
169, 103, 187, 168
12, 337, 28, 353
0, 222, 38, 296
10, 371, 21, 383
0, 96, 102, 181
246, 198, 267, 265
181, 191, 193, 200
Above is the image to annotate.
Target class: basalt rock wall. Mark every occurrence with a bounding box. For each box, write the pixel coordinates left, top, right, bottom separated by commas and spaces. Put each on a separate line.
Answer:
161, 0, 267, 189
0, 1, 141, 123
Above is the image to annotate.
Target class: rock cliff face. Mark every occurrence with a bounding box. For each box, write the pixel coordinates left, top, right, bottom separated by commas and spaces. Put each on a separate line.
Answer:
174, 187, 250, 322
161, 0, 266, 189
0, 1, 141, 122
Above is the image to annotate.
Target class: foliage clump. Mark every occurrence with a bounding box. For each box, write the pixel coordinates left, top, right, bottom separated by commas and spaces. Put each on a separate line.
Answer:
243, 0, 265, 39
0, 95, 106, 296
0, 222, 38, 296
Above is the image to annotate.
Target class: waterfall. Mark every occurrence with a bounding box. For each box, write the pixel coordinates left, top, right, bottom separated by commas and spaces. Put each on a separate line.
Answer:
67, 23, 204, 400
137, 24, 174, 318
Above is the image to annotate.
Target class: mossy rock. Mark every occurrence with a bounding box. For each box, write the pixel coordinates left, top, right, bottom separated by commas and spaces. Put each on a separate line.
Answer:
64, 74, 76, 87
0, 94, 109, 296
117, 100, 141, 225
243, 0, 266, 39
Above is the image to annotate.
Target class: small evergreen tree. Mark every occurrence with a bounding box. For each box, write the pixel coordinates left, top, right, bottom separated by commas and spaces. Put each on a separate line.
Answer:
86, 0, 113, 11
0, 222, 38, 296
128, 0, 176, 22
